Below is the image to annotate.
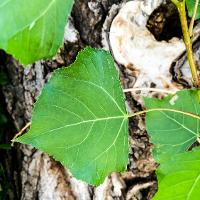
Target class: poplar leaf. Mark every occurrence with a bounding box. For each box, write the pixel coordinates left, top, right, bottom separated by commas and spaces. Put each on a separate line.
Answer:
15, 47, 129, 185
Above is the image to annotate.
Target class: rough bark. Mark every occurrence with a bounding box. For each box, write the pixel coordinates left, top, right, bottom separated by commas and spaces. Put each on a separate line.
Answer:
2, 0, 199, 199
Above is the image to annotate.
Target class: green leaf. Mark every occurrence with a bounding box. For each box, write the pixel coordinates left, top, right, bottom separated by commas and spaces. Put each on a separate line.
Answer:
0, 0, 74, 65
15, 47, 129, 185
153, 148, 200, 200
144, 89, 200, 160
186, 0, 200, 20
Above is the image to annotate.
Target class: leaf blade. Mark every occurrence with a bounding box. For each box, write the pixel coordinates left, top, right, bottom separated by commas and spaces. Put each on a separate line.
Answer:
15, 47, 129, 185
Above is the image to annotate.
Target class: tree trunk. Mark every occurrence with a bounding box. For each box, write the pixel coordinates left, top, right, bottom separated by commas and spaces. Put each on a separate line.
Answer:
2, 0, 194, 199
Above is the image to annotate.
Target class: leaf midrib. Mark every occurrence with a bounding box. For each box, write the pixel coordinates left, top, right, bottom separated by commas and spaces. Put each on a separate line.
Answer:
28, 115, 127, 141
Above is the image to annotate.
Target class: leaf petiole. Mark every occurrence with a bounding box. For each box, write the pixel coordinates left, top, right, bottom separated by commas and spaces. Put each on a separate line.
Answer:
189, 0, 200, 36
11, 122, 31, 146
128, 108, 200, 120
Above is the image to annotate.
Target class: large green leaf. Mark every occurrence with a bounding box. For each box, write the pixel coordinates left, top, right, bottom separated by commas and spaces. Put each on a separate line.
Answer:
144, 89, 200, 160
186, 0, 200, 19
153, 148, 200, 200
15, 47, 129, 185
0, 0, 74, 64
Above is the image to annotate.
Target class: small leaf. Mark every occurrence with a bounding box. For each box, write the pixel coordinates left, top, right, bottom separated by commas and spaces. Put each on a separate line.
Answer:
0, 0, 74, 64
15, 47, 129, 185
144, 89, 200, 160
186, 0, 200, 20
153, 148, 200, 200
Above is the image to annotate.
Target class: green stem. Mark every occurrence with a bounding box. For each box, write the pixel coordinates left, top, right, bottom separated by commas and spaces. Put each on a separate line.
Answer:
11, 122, 31, 146
172, 0, 199, 88
189, 0, 199, 36
128, 108, 200, 120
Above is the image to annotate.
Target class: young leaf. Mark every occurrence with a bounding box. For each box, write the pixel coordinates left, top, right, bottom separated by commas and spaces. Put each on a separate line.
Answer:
153, 148, 200, 200
144, 89, 200, 160
14, 47, 129, 185
0, 0, 74, 65
186, 0, 200, 19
